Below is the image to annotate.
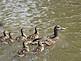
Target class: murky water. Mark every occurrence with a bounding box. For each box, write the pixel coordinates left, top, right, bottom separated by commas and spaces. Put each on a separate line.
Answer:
0, 0, 81, 61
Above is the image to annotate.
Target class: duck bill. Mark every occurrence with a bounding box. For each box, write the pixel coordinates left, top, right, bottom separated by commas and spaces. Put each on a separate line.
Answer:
60, 27, 66, 30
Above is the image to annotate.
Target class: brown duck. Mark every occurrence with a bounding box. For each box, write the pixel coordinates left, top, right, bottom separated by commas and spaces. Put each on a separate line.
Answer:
16, 28, 27, 42
44, 25, 66, 46
17, 41, 29, 57
0, 30, 9, 44
25, 27, 40, 45
6, 32, 15, 44
33, 41, 44, 52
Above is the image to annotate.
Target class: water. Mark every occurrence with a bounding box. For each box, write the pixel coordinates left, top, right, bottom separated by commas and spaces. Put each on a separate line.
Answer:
0, 0, 81, 61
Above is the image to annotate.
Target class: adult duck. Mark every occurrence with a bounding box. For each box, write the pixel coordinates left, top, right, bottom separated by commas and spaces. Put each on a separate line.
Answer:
44, 25, 66, 46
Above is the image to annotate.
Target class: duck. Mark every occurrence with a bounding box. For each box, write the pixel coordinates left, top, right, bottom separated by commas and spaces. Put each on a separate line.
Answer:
27, 27, 39, 40
44, 25, 66, 46
5, 32, 15, 44
25, 27, 40, 45
16, 28, 27, 42
32, 41, 44, 52
0, 30, 9, 44
17, 41, 29, 57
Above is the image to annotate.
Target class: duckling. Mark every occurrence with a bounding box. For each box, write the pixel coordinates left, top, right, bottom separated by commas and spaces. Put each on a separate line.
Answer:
16, 28, 27, 42
44, 25, 66, 46
25, 27, 39, 45
27, 27, 39, 41
23, 37, 42, 49
6, 32, 15, 44
17, 41, 29, 57
23, 41, 30, 52
33, 41, 44, 52
0, 30, 9, 44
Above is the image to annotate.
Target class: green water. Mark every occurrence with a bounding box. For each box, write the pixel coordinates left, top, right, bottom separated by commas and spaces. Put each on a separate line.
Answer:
0, 0, 81, 61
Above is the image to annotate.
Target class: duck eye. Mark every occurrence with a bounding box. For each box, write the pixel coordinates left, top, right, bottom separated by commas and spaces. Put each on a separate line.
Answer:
57, 27, 60, 28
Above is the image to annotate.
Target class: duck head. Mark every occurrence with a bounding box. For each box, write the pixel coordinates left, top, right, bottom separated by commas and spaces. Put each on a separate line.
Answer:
54, 25, 66, 37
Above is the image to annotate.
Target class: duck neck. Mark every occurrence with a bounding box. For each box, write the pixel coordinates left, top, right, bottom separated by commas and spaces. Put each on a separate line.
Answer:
23, 42, 26, 48
21, 29, 24, 36
54, 28, 58, 37
9, 33, 12, 39
23, 41, 28, 48
38, 41, 42, 46
34, 27, 37, 34
3, 31, 6, 36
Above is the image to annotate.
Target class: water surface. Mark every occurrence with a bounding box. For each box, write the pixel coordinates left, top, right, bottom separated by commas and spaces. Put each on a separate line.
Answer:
0, 0, 81, 61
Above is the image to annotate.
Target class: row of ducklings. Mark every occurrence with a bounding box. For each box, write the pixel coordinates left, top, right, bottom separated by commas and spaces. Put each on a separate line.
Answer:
0, 25, 66, 57
0, 27, 39, 44
17, 25, 66, 57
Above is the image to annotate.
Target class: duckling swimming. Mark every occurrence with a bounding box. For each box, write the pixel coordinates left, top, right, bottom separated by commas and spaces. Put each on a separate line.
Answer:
44, 25, 66, 46
17, 41, 29, 57
0, 30, 9, 44
25, 27, 40, 45
16, 28, 27, 42
33, 41, 44, 52
27, 27, 39, 40
5, 32, 15, 45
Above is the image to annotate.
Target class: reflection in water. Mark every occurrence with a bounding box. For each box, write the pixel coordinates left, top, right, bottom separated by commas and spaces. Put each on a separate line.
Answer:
0, 0, 81, 61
